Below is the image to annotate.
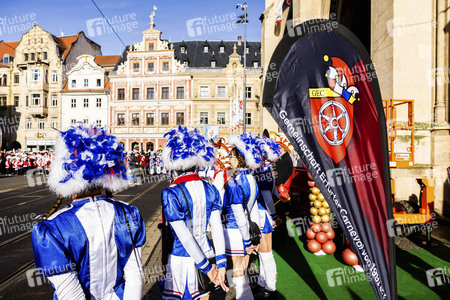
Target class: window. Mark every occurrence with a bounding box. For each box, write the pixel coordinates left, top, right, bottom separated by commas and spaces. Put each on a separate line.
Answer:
52, 95, 57, 106
161, 113, 169, 125
148, 62, 154, 72
52, 71, 57, 82
211, 61, 216, 67
176, 112, 184, 125
161, 87, 169, 99
96, 120, 102, 127
184, 61, 188, 67
38, 119, 44, 130
132, 113, 139, 125
71, 99, 76, 108
217, 86, 226, 98
148, 43, 154, 51
45, 70, 48, 84
25, 53, 29, 61
52, 118, 57, 128
14, 96, 19, 107
162, 62, 169, 71
200, 112, 208, 125
132, 88, 140, 100
3, 55, 9, 64
147, 88, 154, 99
0, 97, 5, 106
117, 113, 125, 125
83, 118, 88, 124
96, 98, 101, 107
71, 119, 77, 125
118, 88, 125, 100
203, 46, 209, 53
71, 80, 76, 88
45, 97, 47, 107
44, 52, 47, 60
97, 79, 101, 87
146, 113, 154, 125
217, 112, 226, 125
200, 86, 209, 98
180, 46, 185, 53
246, 87, 252, 98
14, 74, 19, 84
32, 94, 40, 106
133, 63, 140, 72
246, 113, 252, 125
84, 79, 88, 87
253, 61, 259, 68
219, 46, 225, 53
245, 47, 250, 54
177, 87, 184, 99
31, 53, 35, 60
26, 118, 32, 129
84, 98, 89, 108
26, 95, 28, 106
31, 69, 40, 81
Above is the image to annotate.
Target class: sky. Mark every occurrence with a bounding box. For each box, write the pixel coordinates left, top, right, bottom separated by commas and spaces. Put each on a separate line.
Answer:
0, 0, 265, 55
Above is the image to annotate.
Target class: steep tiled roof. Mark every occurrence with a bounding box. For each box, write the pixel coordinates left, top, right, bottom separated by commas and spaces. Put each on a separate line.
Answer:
172, 40, 261, 68
51, 34, 79, 60
0, 41, 19, 66
112, 40, 261, 71
95, 55, 121, 67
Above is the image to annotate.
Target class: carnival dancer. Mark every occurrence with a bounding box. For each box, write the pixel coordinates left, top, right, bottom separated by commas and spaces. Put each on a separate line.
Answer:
156, 153, 162, 175
31, 125, 145, 300
149, 152, 155, 175
252, 137, 283, 299
160, 126, 228, 299
224, 133, 263, 300
5, 155, 11, 176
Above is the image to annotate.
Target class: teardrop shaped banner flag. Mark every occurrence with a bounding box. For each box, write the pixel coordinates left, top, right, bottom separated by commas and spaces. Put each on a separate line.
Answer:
263, 19, 396, 300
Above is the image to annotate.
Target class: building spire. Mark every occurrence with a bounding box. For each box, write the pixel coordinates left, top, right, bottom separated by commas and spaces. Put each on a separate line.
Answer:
150, 5, 157, 29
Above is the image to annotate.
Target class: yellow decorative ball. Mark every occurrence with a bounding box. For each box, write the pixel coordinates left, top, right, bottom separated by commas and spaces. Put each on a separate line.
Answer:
310, 207, 318, 215
313, 215, 322, 223
309, 194, 317, 201
310, 201, 314, 206
314, 200, 322, 209
326, 208, 331, 214
318, 193, 325, 201
322, 215, 330, 223
323, 201, 329, 208
311, 187, 320, 195
318, 207, 327, 216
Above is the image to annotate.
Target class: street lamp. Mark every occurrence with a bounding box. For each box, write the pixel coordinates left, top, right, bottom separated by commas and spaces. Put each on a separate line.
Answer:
236, 2, 248, 133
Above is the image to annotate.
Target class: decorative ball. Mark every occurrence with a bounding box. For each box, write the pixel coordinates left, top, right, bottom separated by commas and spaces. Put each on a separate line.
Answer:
321, 222, 332, 232
309, 194, 317, 201
342, 248, 359, 266
326, 208, 331, 214
311, 187, 320, 195
322, 241, 336, 254
312, 215, 322, 224
318, 207, 327, 216
311, 223, 322, 233
307, 239, 321, 253
310, 201, 314, 206
306, 228, 316, 240
310, 207, 318, 215
318, 193, 325, 201
323, 201, 330, 208
314, 200, 322, 208
307, 181, 316, 188
321, 214, 330, 223
315, 232, 328, 244
326, 229, 335, 240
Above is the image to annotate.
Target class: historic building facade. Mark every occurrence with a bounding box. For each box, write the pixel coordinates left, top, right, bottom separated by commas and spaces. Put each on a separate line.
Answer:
61, 54, 119, 131
109, 19, 193, 151
260, 0, 450, 215
0, 24, 101, 150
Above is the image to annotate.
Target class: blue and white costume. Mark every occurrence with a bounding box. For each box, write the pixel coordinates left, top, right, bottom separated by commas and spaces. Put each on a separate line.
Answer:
162, 174, 225, 299
33, 196, 145, 300
253, 163, 278, 234
31, 125, 144, 300
160, 126, 225, 300
222, 169, 260, 256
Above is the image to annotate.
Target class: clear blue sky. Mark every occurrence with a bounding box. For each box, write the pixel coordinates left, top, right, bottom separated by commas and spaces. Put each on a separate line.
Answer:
0, 0, 265, 55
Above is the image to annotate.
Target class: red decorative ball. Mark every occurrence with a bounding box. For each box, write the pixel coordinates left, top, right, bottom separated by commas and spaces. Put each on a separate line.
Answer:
307, 181, 316, 187
307, 239, 321, 253
322, 241, 336, 254
306, 228, 316, 240
315, 232, 328, 244
322, 222, 332, 232
342, 248, 359, 266
325, 229, 335, 240
311, 223, 321, 233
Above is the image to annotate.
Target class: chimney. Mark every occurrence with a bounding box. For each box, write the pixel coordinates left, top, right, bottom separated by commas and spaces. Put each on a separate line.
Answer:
238, 36, 242, 46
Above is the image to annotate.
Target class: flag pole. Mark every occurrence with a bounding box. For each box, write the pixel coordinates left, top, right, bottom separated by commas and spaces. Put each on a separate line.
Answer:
237, 2, 248, 133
